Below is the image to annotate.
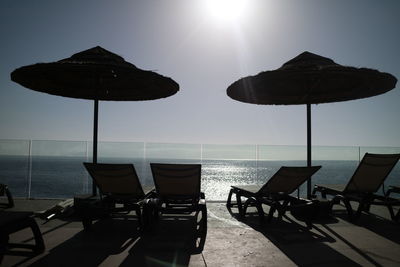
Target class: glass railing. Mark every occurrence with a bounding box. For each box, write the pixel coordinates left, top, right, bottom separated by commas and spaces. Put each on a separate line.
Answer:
0, 140, 399, 200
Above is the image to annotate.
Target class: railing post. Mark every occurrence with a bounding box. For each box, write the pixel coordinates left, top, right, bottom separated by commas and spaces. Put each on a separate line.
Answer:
27, 139, 32, 199
200, 143, 203, 164
85, 140, 89, 194
255, 144, 258, 183
143, 142, 146, 184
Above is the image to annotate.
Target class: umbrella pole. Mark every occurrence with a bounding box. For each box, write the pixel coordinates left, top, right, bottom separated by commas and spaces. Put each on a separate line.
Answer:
307, 103, 312, 199
92, 99, 98, 195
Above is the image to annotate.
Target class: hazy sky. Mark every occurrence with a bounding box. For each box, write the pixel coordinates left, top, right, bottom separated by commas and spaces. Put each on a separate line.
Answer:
1, 0, 399, 147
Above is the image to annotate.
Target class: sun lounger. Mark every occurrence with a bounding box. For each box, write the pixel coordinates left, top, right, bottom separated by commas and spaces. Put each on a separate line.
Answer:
227, 166, 321, 227
313, 153, 400, 221
150, 163, 207, 232
82, 163, 154, 230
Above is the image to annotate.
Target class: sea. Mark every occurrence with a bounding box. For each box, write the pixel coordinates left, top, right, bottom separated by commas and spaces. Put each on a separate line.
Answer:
1, 155, 399, 201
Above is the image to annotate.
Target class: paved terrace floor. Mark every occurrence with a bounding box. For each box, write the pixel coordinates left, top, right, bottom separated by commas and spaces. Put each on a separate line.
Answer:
1, 198, 400, 267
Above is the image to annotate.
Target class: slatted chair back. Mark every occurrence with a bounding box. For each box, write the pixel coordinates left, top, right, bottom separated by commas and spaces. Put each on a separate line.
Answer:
150, 163, 201, 201
258, 166, 321, 195
345, 153, 400, 193
84, 163, 145, 199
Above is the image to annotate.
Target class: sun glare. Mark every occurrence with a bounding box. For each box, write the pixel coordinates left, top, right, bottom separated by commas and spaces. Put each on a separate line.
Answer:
205, 0, 247, 23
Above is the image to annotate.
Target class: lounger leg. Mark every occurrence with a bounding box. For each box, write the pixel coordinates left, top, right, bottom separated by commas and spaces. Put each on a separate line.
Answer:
355, 197, 373, 220
236, 193, 244, 217
311, 186, 319, 197
354, 202, 365, 220
365, 203, 371, 212
255, 202, 264, 223
28, 218, 45, 252
331, 195, 341, 206
237, 197, 263, 223
82, 216, 93, 230
226, 189, 234, 208
267, 205, 276, 222
135, 206, 142, 230
142, 201, 153, 228
154, 199, 161, 221
384, 188, 399, 222
343, 199, 354, 220
201, 205, 207, 233
387, 205, 396, 221
243, 198, 252, 216
312, 186, 328, 199
278, 200, 290, 220
385, 188, 393, 197
5, 187, 14, 208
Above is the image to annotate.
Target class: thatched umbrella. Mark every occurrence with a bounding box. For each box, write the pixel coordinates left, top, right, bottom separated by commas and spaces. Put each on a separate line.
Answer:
11, 46, 179, 195
227, 51, 397, 197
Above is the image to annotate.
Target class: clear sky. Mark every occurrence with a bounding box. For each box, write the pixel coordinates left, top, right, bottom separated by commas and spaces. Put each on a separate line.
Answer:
0, 0, 399, 147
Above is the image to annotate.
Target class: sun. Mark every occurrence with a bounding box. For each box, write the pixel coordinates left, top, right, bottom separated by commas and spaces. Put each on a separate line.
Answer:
205, 0, 247, 23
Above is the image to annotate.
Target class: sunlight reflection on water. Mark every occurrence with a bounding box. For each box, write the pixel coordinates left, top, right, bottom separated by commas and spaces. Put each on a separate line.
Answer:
202, 161, 270, 200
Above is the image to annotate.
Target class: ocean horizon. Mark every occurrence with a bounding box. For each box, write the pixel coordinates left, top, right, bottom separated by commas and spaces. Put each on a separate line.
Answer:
1, 155, 399, 200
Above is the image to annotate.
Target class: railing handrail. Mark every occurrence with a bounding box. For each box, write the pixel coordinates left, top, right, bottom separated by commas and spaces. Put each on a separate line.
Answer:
0, 139, 399, 199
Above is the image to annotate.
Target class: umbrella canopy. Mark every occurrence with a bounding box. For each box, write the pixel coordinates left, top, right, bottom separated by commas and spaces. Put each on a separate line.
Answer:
227, 51, 397, 197
227, 51, 396, 105
11, 46, 179, 100
11, 46, 179, 195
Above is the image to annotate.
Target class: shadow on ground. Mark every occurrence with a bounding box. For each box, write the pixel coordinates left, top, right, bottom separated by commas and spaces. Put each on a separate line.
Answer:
26, 219, 141, 266
19, 212, 206, 267
226, 204, 386, 266
333, 207, 400, 245
121, 214, 206, 266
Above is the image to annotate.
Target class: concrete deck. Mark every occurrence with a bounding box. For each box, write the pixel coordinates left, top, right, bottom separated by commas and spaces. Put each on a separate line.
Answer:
1, 199, 400, 266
